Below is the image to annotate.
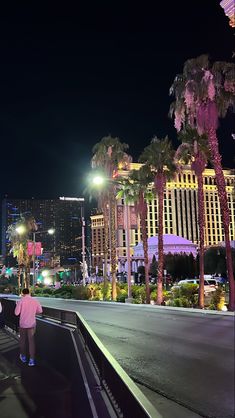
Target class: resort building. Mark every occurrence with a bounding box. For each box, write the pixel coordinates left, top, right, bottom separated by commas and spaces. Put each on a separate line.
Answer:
90, 163, 235, 270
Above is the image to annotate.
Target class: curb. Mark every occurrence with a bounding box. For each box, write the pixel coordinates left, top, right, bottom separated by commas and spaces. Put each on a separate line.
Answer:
37, 296, 235, 316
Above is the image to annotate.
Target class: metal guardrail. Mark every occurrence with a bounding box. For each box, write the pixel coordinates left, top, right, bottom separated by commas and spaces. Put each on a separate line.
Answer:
2, 299, 161, 418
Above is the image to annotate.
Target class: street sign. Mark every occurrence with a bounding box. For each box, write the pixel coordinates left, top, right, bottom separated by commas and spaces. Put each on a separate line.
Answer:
27, 241, 42, 256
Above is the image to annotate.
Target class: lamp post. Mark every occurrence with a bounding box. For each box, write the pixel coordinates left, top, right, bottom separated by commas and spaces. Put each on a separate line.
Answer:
123, 193, 132, 299
15, 225, 27, 290
92, 175, 132, 298
81, 207, 86, 286
32, 228, 55, 286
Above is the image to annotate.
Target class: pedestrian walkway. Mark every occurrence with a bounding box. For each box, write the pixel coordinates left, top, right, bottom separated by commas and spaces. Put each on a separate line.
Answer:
0, 329, 75, 418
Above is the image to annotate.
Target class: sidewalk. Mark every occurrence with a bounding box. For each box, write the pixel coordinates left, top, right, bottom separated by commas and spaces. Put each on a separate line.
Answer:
0, 329, 74, 418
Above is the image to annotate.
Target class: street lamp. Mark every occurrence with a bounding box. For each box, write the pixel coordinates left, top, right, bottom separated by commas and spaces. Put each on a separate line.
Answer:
81, 207, 86, 286
92, 174, 132, 298
16, 225, 27, 235
32, 228, 55, 286
59, 196, 86, 286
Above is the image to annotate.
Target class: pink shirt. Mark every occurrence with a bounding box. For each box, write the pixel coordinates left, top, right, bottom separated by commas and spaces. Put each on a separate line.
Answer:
15, 295, 42, 328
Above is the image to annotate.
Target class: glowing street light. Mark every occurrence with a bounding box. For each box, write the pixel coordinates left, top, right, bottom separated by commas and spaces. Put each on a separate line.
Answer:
93, 175, 105, 186
16, 225, 26, 235
32, 228, 55, 286
91, 173, 132, 299
41, 269, 50, 277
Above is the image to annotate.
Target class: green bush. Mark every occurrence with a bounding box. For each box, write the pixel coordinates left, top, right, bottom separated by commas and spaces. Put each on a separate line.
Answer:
116, 288, 128, 303
100, 282, 112, 300
0, 284, 17, 294
71, 286, 90, 300
34, 288, 43, 295
168, 283, 198, 308
42, 287, 53, 295
209, 288, 225, 310
150, 289, 157, 301
129, 285, 145, 303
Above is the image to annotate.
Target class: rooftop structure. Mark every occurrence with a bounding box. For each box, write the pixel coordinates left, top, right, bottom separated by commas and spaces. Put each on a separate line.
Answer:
134, 234, 197, 261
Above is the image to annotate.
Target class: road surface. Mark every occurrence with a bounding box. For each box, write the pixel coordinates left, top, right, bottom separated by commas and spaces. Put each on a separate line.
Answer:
38, 298, 235, 418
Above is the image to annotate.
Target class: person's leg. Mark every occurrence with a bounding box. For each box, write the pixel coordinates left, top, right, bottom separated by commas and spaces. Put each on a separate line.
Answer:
19, 328, 27, 356
27, 328, 36, 360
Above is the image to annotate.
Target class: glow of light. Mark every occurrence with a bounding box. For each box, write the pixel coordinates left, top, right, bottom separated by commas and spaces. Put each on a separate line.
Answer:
48, 228, 55, 235
44, 277, 52, 285
221, 305, 228, 311
42, 270, 49, 277
16, 225, 26, 234
93, 175, 105, 185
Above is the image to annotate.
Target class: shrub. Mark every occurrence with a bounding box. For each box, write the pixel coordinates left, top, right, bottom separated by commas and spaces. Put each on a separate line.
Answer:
34, 288, 43, 295
131, 285, 146, 302
0, 284, 17, 294
100, 283, 112, 300
209, 288, 225, 310
72, 286, 90, 300
168, 283, 198, 308
42, 287, 53, 295
150, 289, 157, 302
116, 288, 128, 303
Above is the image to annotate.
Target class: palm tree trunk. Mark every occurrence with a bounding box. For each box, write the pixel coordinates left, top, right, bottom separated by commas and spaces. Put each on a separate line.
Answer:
23, 268, 26, 288
208, 128, 235, 311
110, 193, 117, 300
25, 263, 30, 288
102, 201, 109, 292
197, 171, 205, 308
139, 198, 150, 304
157, 180, 164, 305
17, 266, 21, 294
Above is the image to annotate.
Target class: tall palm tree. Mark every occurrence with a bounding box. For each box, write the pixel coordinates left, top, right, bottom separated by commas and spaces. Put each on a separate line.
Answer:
139, 136, 176, 305
175, 127, 209, 308
170, 54, 235, 310
91, 135, 129, 300
7, 212, 38, 290
117, 166, 154, 303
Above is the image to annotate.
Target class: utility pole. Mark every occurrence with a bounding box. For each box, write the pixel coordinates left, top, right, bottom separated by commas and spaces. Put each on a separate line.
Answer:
81, 205, 86, 286
124, 195, 132, 300
33, 232, 36, 286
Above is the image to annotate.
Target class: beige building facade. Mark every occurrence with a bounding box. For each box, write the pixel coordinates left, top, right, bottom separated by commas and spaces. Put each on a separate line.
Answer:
90, 163, 235, 269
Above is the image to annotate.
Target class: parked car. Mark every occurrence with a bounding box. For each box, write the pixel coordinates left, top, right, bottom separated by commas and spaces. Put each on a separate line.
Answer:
172, 278, 218, 295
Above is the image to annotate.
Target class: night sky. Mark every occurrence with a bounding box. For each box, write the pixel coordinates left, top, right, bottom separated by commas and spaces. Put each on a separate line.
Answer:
0, 1, 234, 199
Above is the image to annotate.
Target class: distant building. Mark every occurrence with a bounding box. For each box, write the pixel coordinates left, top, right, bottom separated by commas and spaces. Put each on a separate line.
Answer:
1, 197, 85, 266
90, 164, 235, 270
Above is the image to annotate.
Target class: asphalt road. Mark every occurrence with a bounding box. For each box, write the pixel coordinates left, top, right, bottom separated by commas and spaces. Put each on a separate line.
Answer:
38, 298, 235, 418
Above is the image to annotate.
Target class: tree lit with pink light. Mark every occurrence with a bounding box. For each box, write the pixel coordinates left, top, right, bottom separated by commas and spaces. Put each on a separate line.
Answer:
169, 54, 235, 311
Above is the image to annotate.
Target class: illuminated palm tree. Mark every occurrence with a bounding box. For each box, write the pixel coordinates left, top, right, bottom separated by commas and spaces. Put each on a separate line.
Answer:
170, 54, 235, 310
140, 136, 176, 305
91, 135, 129, 300
117, 166, 154, 303
7, 212, 38, 290
175, 127, 209, 308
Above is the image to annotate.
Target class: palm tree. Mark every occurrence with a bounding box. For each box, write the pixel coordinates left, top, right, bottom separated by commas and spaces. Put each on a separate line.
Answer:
91, 135, 129, 300
175, 127, 209, 308
117, 166, 154, 303
139, 136, 176, 305
7, 212, 38, 290
170, 54, 235, 310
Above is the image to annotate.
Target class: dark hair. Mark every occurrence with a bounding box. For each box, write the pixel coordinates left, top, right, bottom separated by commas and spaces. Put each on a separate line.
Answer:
22, 288, 30, 295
